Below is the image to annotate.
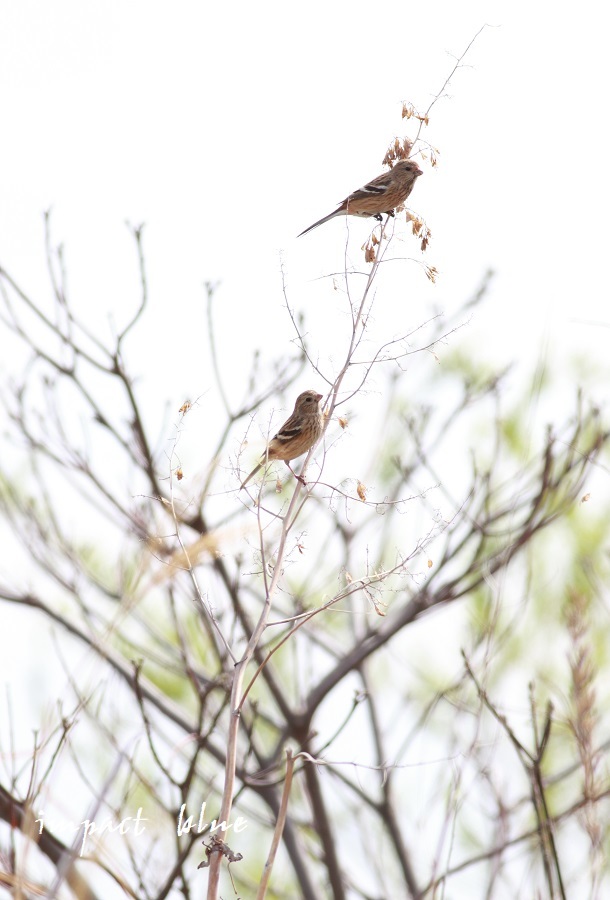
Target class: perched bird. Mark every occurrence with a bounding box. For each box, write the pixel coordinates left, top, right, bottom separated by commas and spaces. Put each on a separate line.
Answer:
298, 159, 423, 237
240, 390, 324, 489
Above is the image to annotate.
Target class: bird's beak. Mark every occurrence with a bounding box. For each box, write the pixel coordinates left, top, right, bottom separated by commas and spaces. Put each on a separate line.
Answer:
415, 166, 423, 176
315, 393, 323, 402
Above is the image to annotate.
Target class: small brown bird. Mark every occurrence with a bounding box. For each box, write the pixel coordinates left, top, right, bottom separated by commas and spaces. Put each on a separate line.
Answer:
240, 390, 324, 489
298, 159, 423, 237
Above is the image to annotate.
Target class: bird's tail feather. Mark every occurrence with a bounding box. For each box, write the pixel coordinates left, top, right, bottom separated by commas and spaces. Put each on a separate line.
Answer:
297, 208, 344, 237
240, 461, 262, 490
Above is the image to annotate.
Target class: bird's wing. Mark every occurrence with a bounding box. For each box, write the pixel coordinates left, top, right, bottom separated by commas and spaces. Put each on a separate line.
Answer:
272, 421, 303, 444
344, 172, 392, 204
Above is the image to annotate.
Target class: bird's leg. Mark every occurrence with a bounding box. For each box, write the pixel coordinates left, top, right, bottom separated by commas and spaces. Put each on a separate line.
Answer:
373, 213, 383, 223
285, 461, 307, 485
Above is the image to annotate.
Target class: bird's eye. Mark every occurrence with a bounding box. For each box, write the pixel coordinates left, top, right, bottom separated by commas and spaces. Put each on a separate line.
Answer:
306, 397, 311, 402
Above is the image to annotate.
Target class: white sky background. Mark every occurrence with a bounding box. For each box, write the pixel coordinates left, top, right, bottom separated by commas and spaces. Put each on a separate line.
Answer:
1, 0, 609, 881
2, 0, 609, 389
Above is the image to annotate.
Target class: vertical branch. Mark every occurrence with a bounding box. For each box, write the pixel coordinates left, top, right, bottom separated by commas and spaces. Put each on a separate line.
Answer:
207, 217, 398, 897
464, 657, 567, 900
256, 749, 296, 900
206, 478, 308, 897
